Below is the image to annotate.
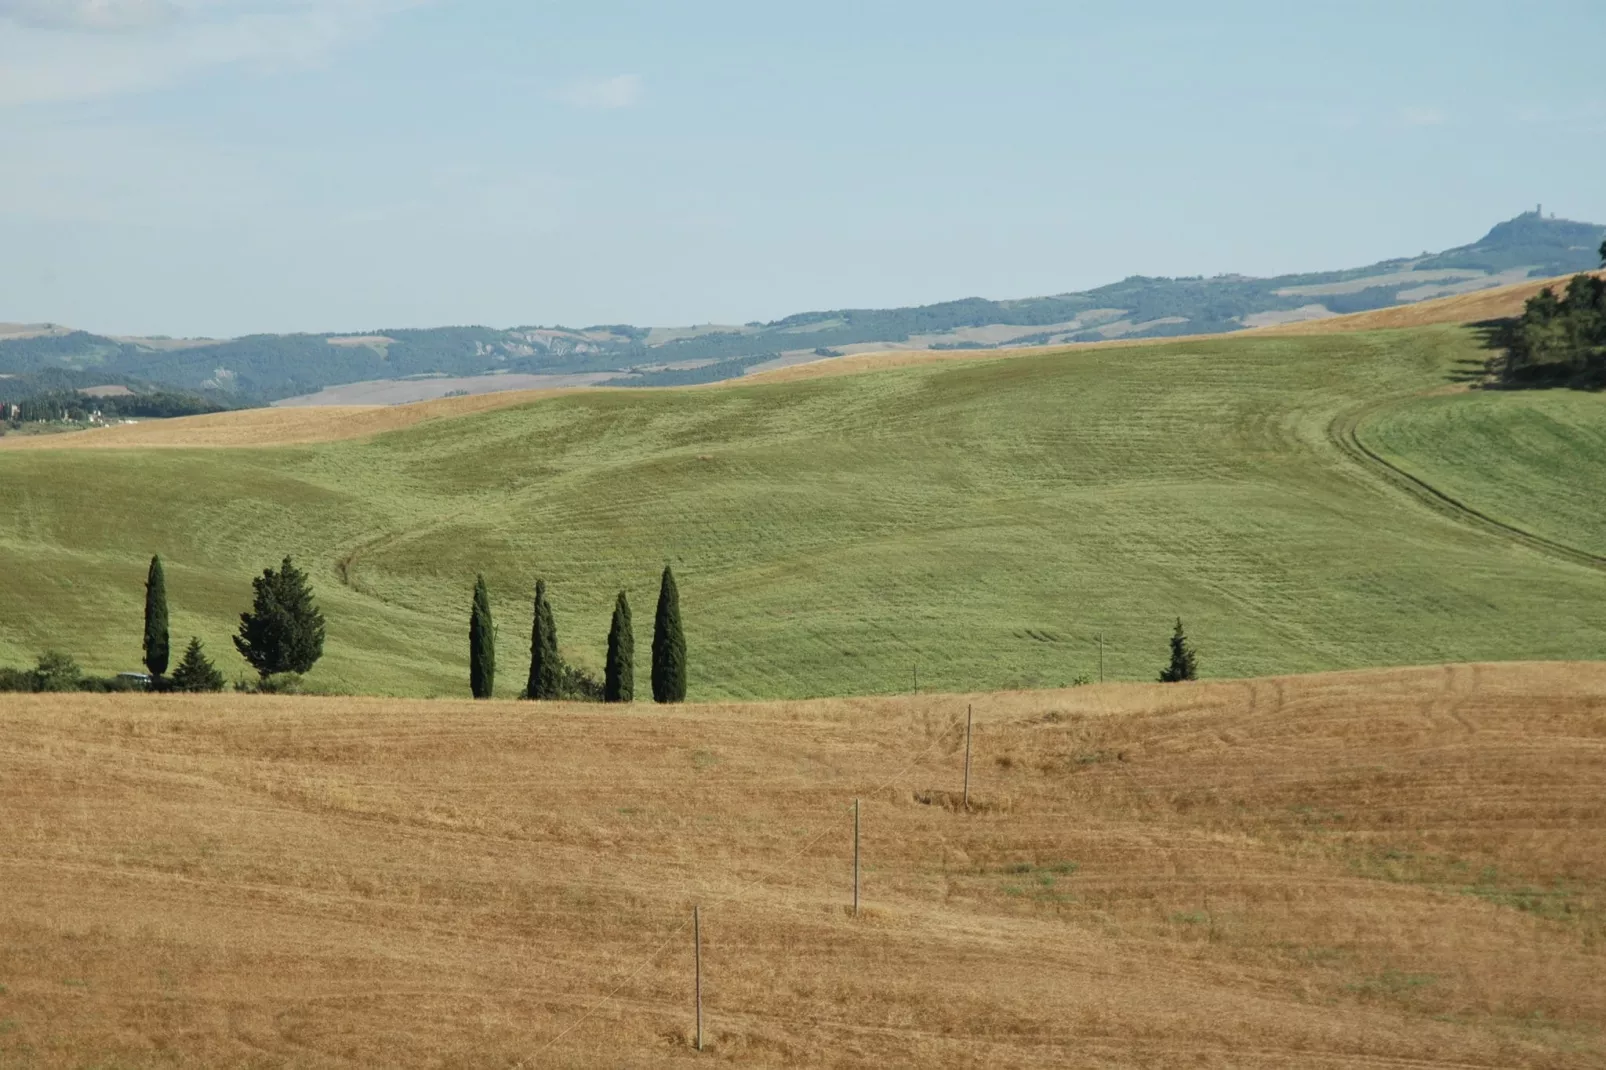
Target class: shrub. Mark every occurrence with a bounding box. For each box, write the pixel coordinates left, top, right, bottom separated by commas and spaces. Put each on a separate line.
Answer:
79, 674, 148, 693
1158, 619, 1199, 683
0, 667, 35, 692
32, 651, 82, 692
170, 637, 226, 693
235, 672, 308, 695
560, 661, 605, 702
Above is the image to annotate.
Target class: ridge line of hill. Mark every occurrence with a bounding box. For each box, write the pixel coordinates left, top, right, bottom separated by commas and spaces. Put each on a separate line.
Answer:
1, 268, 1598, 453
2, 211, 1601, 408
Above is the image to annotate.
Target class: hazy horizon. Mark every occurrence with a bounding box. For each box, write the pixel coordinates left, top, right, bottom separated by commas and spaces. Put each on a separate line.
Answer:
2, 0, 1604, 338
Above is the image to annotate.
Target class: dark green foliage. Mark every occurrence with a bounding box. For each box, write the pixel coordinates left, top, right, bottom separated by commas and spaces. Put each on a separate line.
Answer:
469, 574, 495, 699
143, 554, 170, 678
233, 556, 326, 678
0, 667, 33, 692
1159, 619, 1199, 683
1502, 273, 1606, 385
651, 565, 687, 703
525, 579, 561, 700
77, 674, 148, 693
604, 590, 634, 702
241, 672, 309, 695
32, 650, 82, 692
560, 661, 605, 702
170, 637, 225, 692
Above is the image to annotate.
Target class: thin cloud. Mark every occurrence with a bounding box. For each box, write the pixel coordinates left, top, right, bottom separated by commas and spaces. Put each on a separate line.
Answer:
0, 1, 431, 105
558, 74, 642, 111
0, 0, 181, 31
1398, 105, 1446, 127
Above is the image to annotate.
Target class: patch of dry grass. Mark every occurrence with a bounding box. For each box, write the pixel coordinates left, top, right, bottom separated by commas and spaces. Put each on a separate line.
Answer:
2, 662, 1603, 1067
0, 388, 603, 451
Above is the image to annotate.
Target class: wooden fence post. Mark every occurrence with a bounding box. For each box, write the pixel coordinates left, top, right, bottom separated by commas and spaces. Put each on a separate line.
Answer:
963, 704, 973, 811
694, 905, 703, 1051
853, 799, 861, 916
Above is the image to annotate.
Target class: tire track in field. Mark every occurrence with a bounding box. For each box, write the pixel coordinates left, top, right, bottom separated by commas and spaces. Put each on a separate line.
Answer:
1328, 397, 1606, 574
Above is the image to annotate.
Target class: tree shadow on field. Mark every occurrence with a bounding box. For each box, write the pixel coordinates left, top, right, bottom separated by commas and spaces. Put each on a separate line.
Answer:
1468, 316, 1606, 393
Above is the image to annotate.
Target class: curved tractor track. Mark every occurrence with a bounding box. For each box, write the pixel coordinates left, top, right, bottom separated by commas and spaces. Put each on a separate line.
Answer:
1328, 397, 1606, 574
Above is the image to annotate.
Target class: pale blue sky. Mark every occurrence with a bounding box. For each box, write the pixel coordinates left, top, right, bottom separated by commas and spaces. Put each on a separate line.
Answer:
1, 0, 1603, 337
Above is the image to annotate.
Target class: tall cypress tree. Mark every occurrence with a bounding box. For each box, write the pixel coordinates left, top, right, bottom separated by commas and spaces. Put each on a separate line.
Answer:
525, 579, 561, 700
651, 564, 686, 703
604, 589, 634, 703
142, 554, 170, 679
469, 574, 495, 699
1158, 618, 1198, 683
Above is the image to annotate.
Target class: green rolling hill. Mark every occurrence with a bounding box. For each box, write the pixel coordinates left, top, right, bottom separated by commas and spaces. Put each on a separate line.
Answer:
1, 323, 1603, 698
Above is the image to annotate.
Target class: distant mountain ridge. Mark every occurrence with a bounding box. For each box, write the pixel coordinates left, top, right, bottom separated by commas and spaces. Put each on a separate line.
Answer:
1, 210, 1600, 407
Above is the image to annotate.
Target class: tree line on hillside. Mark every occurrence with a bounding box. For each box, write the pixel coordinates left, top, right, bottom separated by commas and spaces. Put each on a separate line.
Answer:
2, 389, 226, 426
2, 552, 1201, 694
1499, 242, 1606, 386
0, 554, 325, 694
469, 565, 687, 702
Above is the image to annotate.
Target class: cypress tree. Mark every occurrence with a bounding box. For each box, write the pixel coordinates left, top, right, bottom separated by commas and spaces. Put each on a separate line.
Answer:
651, 564, 686, 703
469, 574, 495, 699
525, 579, 561, 700
234, 556, 325, 678
170, 637, 225, 693
143, 554, 170, 679
604, 589, 634, 703
1158, 618, 1199, 683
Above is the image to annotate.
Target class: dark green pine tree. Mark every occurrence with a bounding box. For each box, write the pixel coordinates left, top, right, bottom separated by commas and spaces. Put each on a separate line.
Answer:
234, 556, 326, 678
604, 589, 634, 703
469, 574, 496, 699
525, 579, 561, 700
170, 637, 225, 693
651, 564, 686, 703
1158, 618, 1199, 683
142, 554, 170, 679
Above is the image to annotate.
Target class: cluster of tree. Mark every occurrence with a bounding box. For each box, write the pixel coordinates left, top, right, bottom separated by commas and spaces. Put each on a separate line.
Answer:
469, 565, 687, 702
0, 651, 152, 693
1501, 246, 1606, 385
136, 554, 326, 692
4, 389, 226, 424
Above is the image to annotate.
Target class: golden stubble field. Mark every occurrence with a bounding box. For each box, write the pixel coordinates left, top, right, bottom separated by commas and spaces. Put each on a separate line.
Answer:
2, 662, 1604, 1068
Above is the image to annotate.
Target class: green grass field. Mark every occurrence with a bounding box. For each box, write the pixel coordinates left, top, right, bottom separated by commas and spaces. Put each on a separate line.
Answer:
2, 325, 1603, 698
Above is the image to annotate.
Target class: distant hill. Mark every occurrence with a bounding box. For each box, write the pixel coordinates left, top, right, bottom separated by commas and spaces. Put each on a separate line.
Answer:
2, 210, 1600, 407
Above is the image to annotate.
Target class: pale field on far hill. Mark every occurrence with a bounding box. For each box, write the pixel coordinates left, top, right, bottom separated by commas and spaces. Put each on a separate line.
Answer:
1, 662, 1603, 1067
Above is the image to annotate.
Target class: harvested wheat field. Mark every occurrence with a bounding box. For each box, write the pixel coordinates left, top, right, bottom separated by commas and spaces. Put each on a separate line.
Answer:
1267, 271, 1605, 336
2, 662, 1604, 1067
0, 388, 595, 451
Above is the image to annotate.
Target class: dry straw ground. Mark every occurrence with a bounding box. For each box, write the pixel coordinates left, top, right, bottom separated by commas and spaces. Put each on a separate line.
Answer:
3, 662, 1604, 1067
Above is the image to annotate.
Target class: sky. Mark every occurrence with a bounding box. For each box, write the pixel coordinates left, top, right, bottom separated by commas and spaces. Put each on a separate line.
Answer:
1, 0, 1603, 338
